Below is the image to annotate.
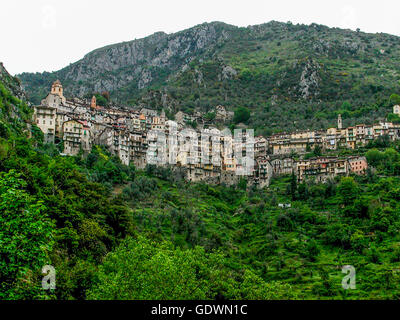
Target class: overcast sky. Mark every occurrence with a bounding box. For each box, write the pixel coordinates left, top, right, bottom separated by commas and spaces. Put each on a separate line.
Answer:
1, 0, 399, 75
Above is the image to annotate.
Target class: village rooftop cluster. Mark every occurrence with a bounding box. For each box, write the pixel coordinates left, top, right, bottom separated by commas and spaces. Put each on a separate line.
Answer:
33, 81, 400, 187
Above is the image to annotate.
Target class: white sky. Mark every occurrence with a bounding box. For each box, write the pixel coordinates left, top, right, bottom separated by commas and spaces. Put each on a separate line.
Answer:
1, 0, 399, 75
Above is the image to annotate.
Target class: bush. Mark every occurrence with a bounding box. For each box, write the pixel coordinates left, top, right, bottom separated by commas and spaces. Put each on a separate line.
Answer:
233, 106, 251, 124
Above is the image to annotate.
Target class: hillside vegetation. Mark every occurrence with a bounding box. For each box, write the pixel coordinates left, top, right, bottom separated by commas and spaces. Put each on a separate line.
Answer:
2, 63, 400, 299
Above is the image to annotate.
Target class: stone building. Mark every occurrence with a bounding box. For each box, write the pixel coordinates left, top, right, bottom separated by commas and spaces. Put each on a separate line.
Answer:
62, 120, 91, 156
338, 114, 343, 130
33, 105, 56, 143
324, 127, 339, 150
295, 157, 349, 183
252, 156, 273, 188
41, 80, 67, 109
113, 130, 130, 166
63, 120, 83, 155
151, 111, 166, 131
255, 136, 268, 157
81, 121, 91, 152
55, 112, 71, 139
271, 157, 294, 176
90, 96, 97, 110
269, 131, 313, 155
348, 156, 368, 175
127, 117, 141, 132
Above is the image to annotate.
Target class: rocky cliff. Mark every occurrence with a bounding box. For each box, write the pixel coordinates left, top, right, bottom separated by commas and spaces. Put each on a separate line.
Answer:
20, 22, 236, 102
0, 63, 31, 138
1, 62, 26, 101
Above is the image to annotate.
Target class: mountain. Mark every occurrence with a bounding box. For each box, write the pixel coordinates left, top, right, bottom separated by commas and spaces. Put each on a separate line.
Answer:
19, 22, 235, 102
0, 62, 31, 139
0, 63, 26, 101
19, 21, 400, 134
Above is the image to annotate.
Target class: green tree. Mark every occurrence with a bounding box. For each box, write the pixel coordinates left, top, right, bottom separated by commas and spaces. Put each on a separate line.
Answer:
305, 239, 320, 261
313, 145, 322, 157
0, 170, 55, 299
366, 148, 383, 167
389, 93, 400, 106
341, 101, 352, 111
233, 107, 251, 124
87, 236, 228, 299
204, 112, 216, 121
289, 172, 297, 200
94, 93, 108, 107
239, 269, 298, 299
337, 177, 359, 206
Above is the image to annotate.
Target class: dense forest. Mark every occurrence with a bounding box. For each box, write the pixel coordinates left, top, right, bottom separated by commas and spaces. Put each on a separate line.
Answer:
2, 66, 400, 299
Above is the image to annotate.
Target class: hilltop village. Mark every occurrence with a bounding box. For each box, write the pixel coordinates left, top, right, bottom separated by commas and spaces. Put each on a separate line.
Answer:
33, 80, 400, 187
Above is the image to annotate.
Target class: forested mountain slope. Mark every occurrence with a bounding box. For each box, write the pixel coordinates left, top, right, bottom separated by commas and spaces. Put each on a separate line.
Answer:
19, 21, 400, 133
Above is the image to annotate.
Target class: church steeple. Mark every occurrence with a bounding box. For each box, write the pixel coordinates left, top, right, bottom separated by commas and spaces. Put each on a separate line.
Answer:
91, 96, 97, 109
51, 80, 63, 96
50, 79, 66, 104
338, 114, 342, 130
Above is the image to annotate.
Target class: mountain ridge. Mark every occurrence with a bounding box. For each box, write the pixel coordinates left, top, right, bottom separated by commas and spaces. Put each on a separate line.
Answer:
19, 21, 235, 99
19, 20, 400, 134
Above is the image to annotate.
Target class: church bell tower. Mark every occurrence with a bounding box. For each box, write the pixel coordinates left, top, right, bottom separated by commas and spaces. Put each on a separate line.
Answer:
338, 114, 342, 130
